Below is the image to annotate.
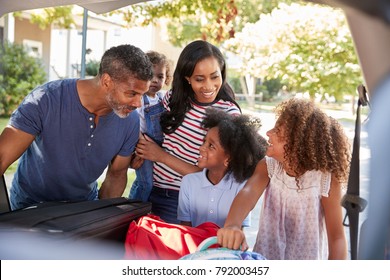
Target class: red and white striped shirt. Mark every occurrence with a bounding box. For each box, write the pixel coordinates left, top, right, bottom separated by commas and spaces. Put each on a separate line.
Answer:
153, 91, 241, 191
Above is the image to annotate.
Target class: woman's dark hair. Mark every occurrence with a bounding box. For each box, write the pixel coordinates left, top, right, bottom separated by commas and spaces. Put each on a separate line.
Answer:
99, 44, 153, 82
160, 40, 240, 134
202, 108, 268, 182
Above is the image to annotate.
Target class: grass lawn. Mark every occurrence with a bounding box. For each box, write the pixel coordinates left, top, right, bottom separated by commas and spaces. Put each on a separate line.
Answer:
0, 117, 18, 175
0, 117, 9, 129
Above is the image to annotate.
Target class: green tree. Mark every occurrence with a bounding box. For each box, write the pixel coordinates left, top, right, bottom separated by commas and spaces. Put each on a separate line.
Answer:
225, 3, 362, 103
19, 1, 294, 46
0, 41, 47, 116
14, 6, 76, 29
16, 1, 253, 45
115, 0, 294, 46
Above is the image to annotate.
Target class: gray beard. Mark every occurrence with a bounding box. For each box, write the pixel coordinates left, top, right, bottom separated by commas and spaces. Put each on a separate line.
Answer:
106, 93, 135, 118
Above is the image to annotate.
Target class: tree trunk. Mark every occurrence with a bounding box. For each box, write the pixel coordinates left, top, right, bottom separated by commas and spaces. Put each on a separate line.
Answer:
240, 75, 256, 109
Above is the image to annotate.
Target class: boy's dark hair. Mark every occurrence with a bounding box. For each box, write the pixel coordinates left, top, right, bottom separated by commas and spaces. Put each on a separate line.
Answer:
99, 44, 153, 82
160, 40, 240, 134
202, 108, 268, 182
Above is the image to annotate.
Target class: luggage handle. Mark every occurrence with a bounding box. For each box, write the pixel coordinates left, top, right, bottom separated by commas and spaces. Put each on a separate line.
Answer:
197, 236, 221, 251
197, 236, 248, 252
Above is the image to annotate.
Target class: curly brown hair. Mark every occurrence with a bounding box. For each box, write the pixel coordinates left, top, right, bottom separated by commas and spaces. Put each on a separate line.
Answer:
274, 98, 351, 184
146, 50, 173, 86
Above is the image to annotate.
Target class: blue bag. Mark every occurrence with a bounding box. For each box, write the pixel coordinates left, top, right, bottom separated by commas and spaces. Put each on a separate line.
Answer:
180, 237, 266, 260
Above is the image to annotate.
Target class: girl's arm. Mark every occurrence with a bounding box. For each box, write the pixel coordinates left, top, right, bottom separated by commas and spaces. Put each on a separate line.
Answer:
321, 174, 348, 260
135, 134, 201, 176
217, 159, 269, 250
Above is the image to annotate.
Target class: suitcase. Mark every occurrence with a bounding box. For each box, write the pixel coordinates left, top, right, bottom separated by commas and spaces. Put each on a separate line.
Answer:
0, 197, 151, 259
0, 175, 11, 214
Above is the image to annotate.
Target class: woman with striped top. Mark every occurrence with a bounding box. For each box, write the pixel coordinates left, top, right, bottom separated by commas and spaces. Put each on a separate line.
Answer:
134, 40, 241, 223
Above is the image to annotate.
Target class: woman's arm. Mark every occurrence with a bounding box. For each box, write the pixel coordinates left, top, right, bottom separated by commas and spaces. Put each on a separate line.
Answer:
217, 159, 269, 250
321, 174, 348, 259
135, 134, 201, 176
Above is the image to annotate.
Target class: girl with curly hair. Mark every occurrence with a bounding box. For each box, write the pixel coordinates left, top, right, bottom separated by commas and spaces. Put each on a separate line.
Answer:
177, 108, 268, 227
217, 98, 350, 260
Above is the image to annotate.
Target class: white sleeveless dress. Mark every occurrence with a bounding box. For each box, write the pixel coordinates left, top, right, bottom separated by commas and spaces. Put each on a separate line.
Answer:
253, 157, 331, 260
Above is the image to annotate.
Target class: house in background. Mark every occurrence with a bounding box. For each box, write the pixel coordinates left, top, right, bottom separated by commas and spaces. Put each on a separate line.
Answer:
1, 12, 52, 77
1, 7, 181, 82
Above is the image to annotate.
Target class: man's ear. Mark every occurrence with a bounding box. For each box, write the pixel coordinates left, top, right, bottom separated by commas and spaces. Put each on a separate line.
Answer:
101, 73, 113, 90
224, 158, 230, 167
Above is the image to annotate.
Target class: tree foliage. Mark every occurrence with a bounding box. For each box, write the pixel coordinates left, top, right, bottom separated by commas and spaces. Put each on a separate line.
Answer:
13, 1, 362, 102
0, 41, 47, 116
15, 6, 76, 29
224, 3, 362, 101
114, 0, 292, 46
18, 1, 293, 46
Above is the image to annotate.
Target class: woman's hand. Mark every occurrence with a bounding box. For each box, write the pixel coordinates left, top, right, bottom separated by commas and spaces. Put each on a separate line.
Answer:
217, 225, 248, 251
136, 134, 201, 176
135, 134, 165, 162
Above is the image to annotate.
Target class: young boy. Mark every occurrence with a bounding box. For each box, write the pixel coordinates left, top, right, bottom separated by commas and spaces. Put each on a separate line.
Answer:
129, 51, 172, 202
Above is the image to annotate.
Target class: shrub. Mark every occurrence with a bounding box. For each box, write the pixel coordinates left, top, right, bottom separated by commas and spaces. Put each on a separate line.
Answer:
227, 69, 243, 93
260, 78, 284, 102
0, 41, 47, 116
85, 59, 99, 77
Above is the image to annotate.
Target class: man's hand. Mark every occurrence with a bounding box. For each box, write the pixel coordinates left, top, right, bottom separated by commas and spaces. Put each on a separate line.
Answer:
129, 153, 144, 169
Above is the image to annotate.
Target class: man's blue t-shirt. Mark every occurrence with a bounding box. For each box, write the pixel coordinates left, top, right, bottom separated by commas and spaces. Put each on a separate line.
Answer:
8, 79, 139, 209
